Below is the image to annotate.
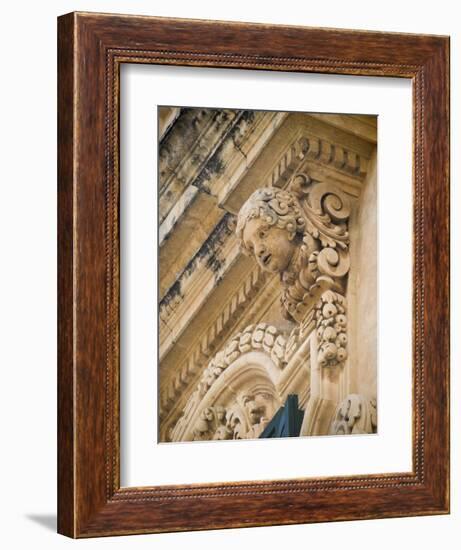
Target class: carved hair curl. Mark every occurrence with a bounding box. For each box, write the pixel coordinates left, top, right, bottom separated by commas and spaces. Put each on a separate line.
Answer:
235, 187, 305, 252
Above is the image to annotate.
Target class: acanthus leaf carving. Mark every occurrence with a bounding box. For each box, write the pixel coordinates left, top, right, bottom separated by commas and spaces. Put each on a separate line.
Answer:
330, 394, 377, 435
192, 390, 276, 442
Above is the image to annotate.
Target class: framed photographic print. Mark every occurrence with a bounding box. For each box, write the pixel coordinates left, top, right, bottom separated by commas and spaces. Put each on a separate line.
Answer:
58, 12, 450, 537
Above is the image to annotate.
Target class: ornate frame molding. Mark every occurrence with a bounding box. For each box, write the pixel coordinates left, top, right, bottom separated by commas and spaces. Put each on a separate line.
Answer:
58, 12, 449, 537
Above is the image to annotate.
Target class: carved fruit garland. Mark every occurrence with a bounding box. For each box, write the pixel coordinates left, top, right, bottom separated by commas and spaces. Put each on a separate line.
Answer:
315, 291, 348, 368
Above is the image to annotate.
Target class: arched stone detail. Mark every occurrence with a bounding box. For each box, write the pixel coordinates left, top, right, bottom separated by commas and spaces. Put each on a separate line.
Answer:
170, 324, 288, 442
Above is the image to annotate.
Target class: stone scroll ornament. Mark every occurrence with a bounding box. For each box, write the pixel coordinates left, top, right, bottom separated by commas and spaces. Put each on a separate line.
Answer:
235, 173, 351, 324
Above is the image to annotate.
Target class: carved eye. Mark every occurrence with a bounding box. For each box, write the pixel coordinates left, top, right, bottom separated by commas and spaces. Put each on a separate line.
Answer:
258, 230, 266, 239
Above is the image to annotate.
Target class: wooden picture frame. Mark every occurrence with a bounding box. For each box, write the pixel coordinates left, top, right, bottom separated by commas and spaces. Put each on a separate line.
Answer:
57, 12, 450, 538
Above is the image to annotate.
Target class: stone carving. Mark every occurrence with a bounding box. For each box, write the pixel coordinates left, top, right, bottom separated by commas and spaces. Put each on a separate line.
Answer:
296, 136, 367, 179
192, 406, 233, 441
238, 391, 275, 439
159, 265, 267, 421
194, 322, 287, 398
284, 327, 300, 363
264, 135, 367, 190
158, 110, 378, 445
236, 173, 350, 323
314, 291, 347, 367
192, 391, 276, 441
169, 323, 287, 441
330, 394, 377, 435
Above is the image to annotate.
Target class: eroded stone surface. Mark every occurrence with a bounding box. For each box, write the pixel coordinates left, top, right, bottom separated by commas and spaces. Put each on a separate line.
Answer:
158, 107, 378, 442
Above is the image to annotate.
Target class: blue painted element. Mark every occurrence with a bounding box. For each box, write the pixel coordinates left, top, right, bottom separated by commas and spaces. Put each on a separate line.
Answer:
259, 395, 304, 438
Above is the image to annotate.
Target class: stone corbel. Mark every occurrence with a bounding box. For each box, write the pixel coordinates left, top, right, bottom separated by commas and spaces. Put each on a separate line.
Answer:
288, 172, 351, 289
280, 173, 351, 324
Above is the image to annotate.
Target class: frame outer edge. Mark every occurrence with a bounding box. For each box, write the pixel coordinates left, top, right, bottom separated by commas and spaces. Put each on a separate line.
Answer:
56, 11, 451, 537
57, 12, 77, 538
423, 38, 450, 512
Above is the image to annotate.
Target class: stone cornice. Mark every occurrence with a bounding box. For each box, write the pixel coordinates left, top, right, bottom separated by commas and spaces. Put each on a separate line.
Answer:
159, 108, 239, 223
159, 215, 238, 360
159, 110, 287, 299
308, 113, 377, 145
159, 110, 287, 241
264, 133, 369, 194
158, 106, 181, 140
159, 264, 269, 421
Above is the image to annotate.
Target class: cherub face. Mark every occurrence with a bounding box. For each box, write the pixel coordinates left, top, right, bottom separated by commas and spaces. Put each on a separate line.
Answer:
242, 217, 296, 273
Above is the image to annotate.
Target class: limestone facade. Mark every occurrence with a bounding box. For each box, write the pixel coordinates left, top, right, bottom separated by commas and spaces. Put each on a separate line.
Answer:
158, 107, 377, 442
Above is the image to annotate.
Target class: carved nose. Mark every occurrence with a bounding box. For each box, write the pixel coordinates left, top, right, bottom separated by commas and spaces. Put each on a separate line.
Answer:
256, 244, 266, 257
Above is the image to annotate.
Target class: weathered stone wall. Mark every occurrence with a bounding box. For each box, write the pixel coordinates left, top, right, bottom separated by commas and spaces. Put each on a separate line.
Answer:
348, 150, 377, 401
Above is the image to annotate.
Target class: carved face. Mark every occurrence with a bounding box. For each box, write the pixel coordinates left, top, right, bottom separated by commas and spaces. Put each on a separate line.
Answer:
241, 392, 273, 425
212, 425, 232, 441
203, 407, 214, 422
215, 406, 226, 422
242, 218, 296, 273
